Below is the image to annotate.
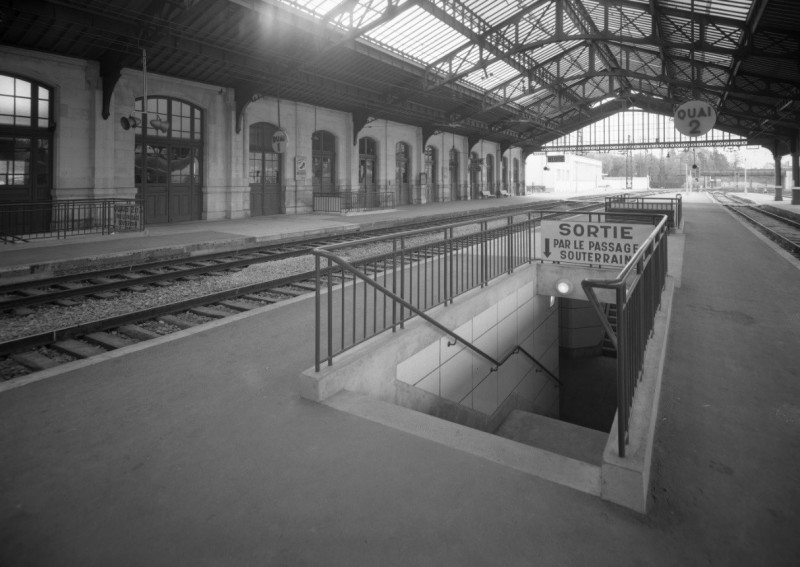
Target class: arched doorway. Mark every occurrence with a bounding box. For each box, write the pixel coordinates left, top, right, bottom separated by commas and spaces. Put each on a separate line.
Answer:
0, 73, 53, 235
425, 145, 437, 202
486, 154, 495, 195
359, 137, 377, 193
469, 152, 482, 199
502, 156, 508, 193
312, 130, 335, 192
135, 97, 203, 223
449, 147, 459, 200
249, 122, 283, 216
395, 142, 409, 204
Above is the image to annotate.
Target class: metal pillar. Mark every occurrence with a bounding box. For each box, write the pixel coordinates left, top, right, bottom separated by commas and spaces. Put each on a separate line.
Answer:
773, 151, 783, 201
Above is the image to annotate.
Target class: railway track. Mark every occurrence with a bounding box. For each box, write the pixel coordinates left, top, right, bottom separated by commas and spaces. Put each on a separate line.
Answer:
0, 195, 639, 381
712, 192, 800, 258
0, 198, 593, 312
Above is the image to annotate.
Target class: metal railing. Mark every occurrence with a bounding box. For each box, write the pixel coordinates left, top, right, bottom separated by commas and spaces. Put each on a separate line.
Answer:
0, 198, 144, 243
312, 210, 542, 371
604, 194, 682, 228
312, 189, 395, 213
312, 209, 669, 457
581, 215, 669, 457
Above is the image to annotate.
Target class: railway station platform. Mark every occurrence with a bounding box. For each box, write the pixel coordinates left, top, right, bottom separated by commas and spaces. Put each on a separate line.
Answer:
1, 192, 799, 565
0, 194, 560, 283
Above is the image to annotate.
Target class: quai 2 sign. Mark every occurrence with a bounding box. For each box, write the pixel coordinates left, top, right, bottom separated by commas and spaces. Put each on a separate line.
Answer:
674, 100, 717, 137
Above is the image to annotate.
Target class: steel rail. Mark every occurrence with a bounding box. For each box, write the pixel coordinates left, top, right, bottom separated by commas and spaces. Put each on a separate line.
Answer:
0, 270, 323, 357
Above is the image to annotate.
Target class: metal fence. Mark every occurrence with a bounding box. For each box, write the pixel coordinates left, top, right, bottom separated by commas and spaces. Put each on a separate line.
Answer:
312, 210, 541, 371
0, 198, 145, 243
581, 215, 669, 457
312, 190, 395, 213
312, 209, 669, 459
604, 194, 682, 228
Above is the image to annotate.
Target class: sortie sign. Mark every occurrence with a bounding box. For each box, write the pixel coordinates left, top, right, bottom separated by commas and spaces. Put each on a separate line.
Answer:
541, 220, 653, 267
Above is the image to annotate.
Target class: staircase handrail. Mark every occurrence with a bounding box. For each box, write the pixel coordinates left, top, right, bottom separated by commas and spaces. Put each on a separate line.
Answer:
314, 249, 496, 371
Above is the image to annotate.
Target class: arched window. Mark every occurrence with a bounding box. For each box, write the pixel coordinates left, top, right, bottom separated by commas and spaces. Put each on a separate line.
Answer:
0, 73, 53, 234
312, 130, 335, 192
134, 96, 203, 223
359, 137, 377, 191
249, 122, 283, 216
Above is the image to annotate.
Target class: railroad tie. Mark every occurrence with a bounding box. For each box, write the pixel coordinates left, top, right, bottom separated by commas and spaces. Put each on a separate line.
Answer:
52, 339, 107, 359
270, 287, 305, 297
242, 294, 276, 304
118, 324, 161, 341
85, 332, 136, 350
218, 300, 255, 312
189, 306, 231, 319
158, 314, 197, 329
10, 351, 61, 371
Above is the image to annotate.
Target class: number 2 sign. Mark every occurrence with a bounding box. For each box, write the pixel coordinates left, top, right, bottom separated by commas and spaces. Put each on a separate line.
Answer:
674, 100, 717, 137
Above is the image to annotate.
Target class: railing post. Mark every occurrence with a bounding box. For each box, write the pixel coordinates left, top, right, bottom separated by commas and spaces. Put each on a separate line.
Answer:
392, 238, 397, 330
507, 215, 513, 273
448, 226, 454, 303
315, 253, 321, 372
480, 221, 487, 286
400, 235, 405, 328
616, 285, 627, 457
327, 256, 333, 367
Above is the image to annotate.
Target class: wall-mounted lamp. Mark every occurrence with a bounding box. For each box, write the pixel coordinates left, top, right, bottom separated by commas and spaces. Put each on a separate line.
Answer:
666, 151, 671, 158
555, 279, 573, 295
120, 115, 141, 130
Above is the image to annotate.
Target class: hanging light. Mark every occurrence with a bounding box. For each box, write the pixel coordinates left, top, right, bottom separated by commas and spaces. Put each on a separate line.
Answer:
149, 116, 170, 133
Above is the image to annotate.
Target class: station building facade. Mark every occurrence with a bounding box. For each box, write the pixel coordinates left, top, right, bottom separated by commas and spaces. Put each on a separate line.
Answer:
0, 46, 528, 225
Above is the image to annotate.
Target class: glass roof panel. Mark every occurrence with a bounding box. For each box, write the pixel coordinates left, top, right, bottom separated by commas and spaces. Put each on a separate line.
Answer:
366, 6, 469, 65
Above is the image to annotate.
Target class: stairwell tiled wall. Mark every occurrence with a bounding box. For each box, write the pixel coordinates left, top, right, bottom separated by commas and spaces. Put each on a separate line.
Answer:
396, 280, 560, 420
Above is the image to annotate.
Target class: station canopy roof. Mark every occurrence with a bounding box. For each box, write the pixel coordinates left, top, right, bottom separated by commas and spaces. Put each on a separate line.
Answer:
1, 0, 797, 152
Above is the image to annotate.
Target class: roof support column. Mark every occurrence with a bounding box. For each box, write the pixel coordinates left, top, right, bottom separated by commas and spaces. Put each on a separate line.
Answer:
772, 146, 783, 201
791, 134, 799, 194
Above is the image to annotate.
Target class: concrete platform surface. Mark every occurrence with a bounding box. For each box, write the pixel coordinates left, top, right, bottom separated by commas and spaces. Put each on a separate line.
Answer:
0, 195, 555, 281
1, 191, 799, 566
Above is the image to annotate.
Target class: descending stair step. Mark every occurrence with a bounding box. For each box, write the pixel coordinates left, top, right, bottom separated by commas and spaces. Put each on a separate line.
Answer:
494, 409, 608, 466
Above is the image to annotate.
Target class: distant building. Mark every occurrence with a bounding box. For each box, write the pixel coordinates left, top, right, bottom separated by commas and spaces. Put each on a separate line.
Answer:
527, 154, 603, 193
